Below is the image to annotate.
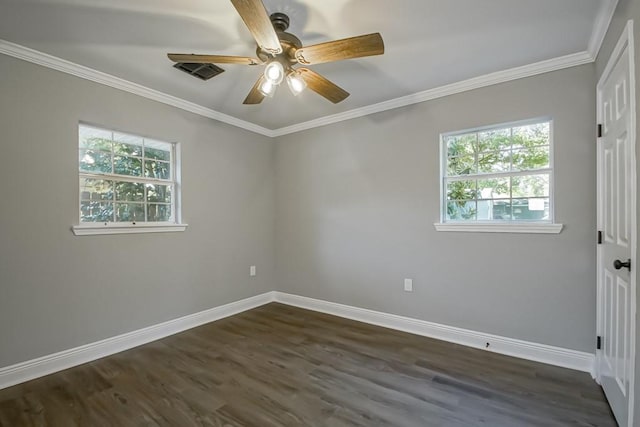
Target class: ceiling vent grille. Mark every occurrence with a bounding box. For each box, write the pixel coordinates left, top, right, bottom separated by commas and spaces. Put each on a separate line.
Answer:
173, 62, 224, 80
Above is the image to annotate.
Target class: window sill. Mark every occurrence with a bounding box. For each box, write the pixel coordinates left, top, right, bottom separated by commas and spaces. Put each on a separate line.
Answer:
72, 223, 188, 236
433, 222, 563, 234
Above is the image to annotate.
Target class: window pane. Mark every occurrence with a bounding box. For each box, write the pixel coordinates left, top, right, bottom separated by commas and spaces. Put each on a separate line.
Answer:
478, 150, 510, 174
478, 128, 511, 152
447, 155, 476, 176
79, 150, 112, 173
80, 201, 114, 222
512, 122, 550, 148
114, 132, 142, 146
512, 174, 549, 198
113, 156, 142, 177
512, 146, 549, 171
115, 181, 144, 201
145, 145, 171, 161
144, 160, 171, 180
113, 133, 143, 157
477, 199, 511, 221
446, 180, 477, 200
80, 178, 113, 201
113, 142, 142, 157
511, 198, 549, 221
146, 184, 172, 203
79, 125, 178, 225
446, 133, 476, 158
441, 120, 551, 224
79, 126, 112, 151
478, 178, 510, 199
148, 204, 172, 222
447, 201, 476, 221
115, 203, 145, 222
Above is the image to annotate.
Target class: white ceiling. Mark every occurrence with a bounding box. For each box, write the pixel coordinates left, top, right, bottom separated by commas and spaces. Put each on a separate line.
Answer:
0, 0, 614, 132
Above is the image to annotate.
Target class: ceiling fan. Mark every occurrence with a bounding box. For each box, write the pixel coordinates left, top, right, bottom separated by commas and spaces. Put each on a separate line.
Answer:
167, 0, 384, 105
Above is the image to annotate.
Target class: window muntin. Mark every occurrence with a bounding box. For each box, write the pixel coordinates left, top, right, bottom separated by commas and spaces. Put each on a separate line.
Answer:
442, 119, 552, 223
78, 125, 177, 224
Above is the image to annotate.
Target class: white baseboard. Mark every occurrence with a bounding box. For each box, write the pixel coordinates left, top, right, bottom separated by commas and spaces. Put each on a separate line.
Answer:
0, 290, 596, 391
0, 292, 275, 390
273, 292, 595, 376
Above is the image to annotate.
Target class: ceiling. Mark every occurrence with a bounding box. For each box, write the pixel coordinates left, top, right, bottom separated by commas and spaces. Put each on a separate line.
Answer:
0, 0, 614, 133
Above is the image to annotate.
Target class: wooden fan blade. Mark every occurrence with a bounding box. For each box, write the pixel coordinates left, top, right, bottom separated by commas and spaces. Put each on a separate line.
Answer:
168, 54, 261, 65
298, 68, 349, 104
295, 33, 384, 65
243, 76, 266, 104
230, 0, 282, 55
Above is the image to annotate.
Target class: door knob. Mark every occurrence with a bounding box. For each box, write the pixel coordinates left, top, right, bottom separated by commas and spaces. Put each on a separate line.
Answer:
614, 259, 631, 271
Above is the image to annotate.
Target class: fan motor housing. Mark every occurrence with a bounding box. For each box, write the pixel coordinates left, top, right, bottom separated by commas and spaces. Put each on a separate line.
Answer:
270, 12, 290, 32
256, 13, 302, 63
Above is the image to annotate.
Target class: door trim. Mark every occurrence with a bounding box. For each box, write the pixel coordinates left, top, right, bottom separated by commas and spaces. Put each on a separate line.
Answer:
596, 19, 637, 426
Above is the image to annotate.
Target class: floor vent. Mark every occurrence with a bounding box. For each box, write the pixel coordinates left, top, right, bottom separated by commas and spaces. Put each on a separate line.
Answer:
173, 62, 224, 80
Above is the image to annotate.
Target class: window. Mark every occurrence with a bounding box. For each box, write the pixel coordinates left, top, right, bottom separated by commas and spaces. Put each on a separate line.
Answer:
74, 124, 186, 235
437, 118, 561, 233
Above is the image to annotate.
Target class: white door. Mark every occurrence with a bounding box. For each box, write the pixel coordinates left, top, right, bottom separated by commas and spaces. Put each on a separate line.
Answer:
596, 20, 636, 427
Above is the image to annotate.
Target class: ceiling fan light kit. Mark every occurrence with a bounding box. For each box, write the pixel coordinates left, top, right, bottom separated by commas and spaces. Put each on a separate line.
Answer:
264, 61, 285, 84
168, 0, 385, 105
287, 70, 307, 96
259, 79, 276, 97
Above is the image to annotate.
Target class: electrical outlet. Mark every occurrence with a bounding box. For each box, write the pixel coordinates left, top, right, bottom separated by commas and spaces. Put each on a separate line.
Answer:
404, 278, 413, 292
250, 265, 256, 277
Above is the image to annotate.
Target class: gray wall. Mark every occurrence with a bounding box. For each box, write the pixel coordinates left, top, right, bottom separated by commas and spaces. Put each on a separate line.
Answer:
0, 55, 276, 367
0, 49, 599, 368
275, 64, 596, 352
595, 0, 640, 423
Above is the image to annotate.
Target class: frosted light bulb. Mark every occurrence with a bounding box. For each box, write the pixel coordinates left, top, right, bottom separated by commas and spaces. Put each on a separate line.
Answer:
258, 79, 276, 97
263, 61, 284, 84
287, 72, 307, 96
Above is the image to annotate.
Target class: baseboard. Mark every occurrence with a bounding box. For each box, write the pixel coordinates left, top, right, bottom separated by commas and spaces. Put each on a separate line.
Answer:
0, 290, 596, 390
0, 292, 275, 390
273, 292, 595, 376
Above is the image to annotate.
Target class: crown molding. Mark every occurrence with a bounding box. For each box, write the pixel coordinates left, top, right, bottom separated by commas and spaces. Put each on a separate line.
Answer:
0, 28, 601, 139
588, 0, 619, 59
271, 51, 594, 137
0, 40, 276, 138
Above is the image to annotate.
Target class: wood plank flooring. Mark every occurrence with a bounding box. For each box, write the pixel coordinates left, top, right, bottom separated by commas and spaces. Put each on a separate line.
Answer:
0, 303, 616, 426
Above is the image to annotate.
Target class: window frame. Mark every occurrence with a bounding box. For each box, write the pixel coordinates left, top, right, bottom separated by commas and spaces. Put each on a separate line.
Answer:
435, 117, 563, 234
72, 123, 187, 236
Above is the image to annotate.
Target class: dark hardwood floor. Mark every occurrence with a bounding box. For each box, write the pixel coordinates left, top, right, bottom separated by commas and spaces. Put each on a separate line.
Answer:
0, 303, 616, 426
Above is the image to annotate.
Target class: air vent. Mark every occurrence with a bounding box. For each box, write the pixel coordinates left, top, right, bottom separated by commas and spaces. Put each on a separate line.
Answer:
173, 62, 224, 81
